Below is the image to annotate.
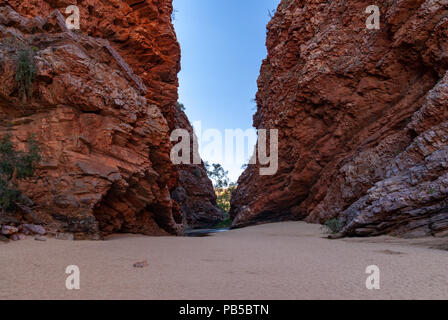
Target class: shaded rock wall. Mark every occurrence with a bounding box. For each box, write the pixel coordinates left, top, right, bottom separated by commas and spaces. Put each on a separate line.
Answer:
171, 108, 224, 229
0, 1, 221, 238
231, 0, 448, 237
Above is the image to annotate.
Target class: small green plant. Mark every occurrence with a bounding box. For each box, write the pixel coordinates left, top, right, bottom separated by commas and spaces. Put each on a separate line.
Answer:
0, 178, 22, 211
176, 102, 186, 112
171, 8, 178, 21
0, 134, 41, 212
322, 218, 344, 234
214, 217, 232, 229
15, 49, 37, 99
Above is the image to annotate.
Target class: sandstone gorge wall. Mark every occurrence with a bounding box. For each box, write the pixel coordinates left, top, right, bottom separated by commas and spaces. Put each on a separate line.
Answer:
0, 0, 222, 239
231, 0, 448, 237
171, 108, 224, 229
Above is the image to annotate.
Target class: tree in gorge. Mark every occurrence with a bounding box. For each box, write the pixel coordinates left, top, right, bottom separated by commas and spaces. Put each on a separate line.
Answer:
204, 162, 236, 227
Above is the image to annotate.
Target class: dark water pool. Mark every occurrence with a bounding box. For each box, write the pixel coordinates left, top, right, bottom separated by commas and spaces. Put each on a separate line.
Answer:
184, 228, 230, 237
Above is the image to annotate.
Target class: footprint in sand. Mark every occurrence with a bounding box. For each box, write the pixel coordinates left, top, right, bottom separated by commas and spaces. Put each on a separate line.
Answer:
377, 249, 406, 255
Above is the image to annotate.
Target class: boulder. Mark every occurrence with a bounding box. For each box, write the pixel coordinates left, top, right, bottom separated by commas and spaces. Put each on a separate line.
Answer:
1, 226, 19, 235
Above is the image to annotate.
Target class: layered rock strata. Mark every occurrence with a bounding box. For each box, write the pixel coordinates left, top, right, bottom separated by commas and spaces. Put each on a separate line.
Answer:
0, 1, 222, 239
231, 0, 448, 238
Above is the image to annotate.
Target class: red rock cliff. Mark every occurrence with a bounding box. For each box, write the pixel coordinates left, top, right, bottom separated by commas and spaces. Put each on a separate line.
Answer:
231, 0, 448, 237
171, 107, 224, 229
0, 0, 222, 239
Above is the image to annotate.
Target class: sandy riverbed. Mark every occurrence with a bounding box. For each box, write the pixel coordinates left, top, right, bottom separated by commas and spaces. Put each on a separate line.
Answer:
1, 222, 447, 300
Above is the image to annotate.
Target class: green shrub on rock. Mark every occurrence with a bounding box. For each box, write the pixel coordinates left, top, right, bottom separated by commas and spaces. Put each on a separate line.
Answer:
323, 218, 344, 234
0, 134, 41, 212
15, 49, 37, 99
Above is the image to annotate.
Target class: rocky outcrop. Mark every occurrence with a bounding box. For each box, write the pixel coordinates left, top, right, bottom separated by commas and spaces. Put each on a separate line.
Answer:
171, 108, 225, 229
231, 0, 448, 237
0, 1, 221, 239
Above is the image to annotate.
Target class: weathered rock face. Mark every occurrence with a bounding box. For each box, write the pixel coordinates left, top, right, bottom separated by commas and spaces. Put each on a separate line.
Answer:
231, 0, 448, 237
0, 1, 221, 238
171, 108, 225, 229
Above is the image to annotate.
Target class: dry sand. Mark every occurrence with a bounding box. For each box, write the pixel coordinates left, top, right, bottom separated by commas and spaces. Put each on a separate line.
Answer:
1, 222, 447, 300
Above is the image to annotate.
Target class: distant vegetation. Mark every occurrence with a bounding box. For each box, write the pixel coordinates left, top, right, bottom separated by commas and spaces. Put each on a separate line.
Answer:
0, 134, 41, 212
205, 162, 230, 189
204, 162, 236, 228
215, 183, 237, 214
214, 214, 233, 229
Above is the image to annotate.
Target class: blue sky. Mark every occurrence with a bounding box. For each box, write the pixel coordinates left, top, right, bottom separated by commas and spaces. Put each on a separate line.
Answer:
173, 0, 280, 182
